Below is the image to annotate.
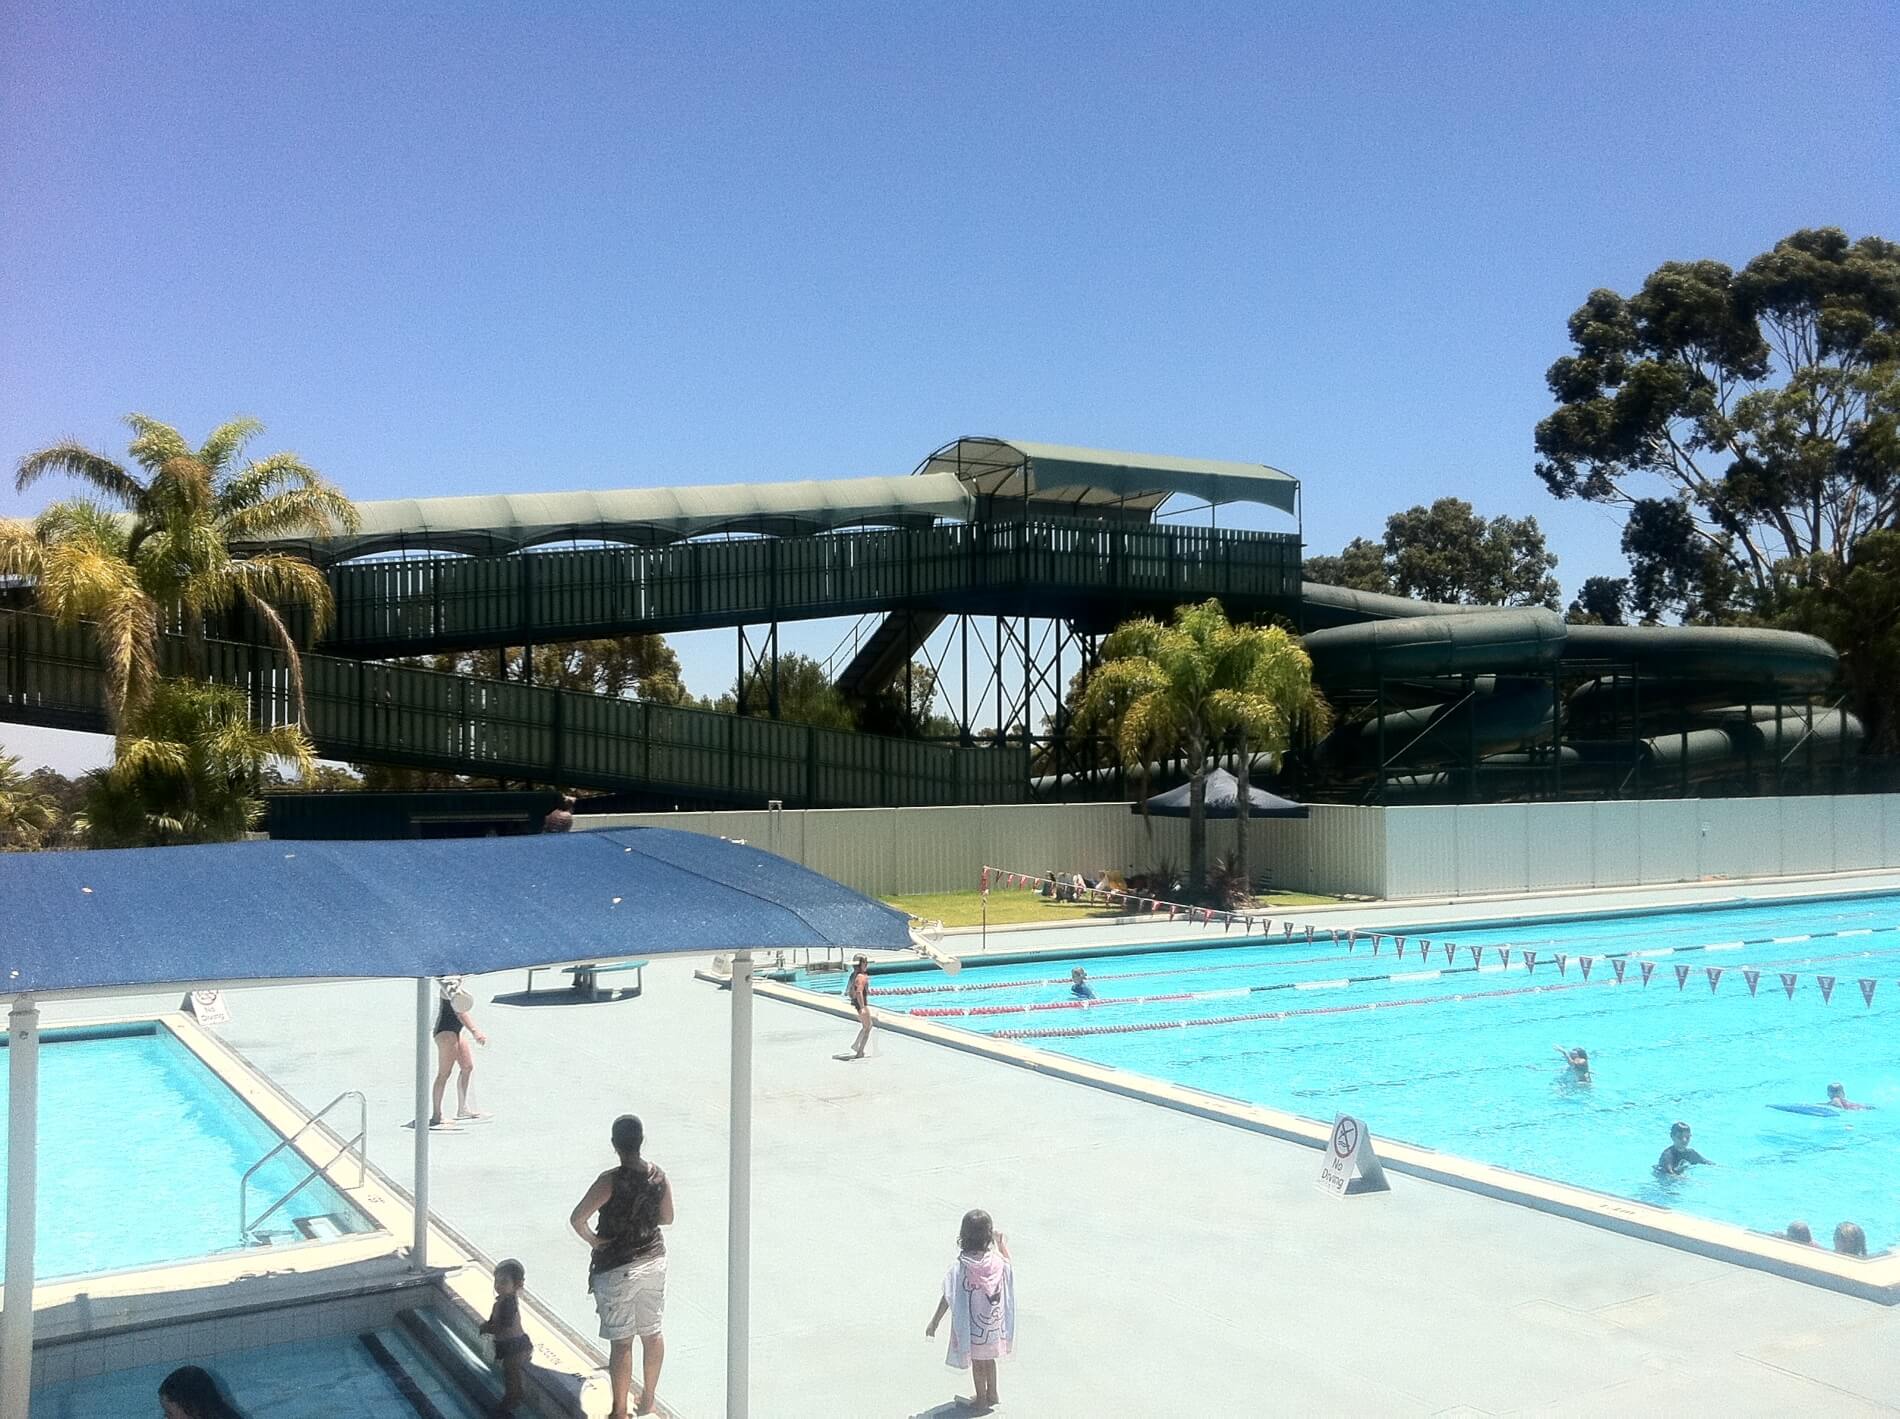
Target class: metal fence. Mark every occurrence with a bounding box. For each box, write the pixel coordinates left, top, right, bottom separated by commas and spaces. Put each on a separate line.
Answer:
0, 610, 1027, 807
322, 516, 1303, 654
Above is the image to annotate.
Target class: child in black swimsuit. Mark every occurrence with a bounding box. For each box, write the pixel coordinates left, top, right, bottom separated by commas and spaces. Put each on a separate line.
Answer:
481, 1258, 532, 1413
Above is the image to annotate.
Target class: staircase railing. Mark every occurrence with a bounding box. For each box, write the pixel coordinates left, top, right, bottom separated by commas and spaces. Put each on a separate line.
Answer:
240, 1090, 367, 1244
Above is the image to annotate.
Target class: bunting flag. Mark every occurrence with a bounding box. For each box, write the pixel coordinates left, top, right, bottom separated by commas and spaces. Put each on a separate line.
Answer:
1706, 967, 1722, 992
1522, 951, 1538, 973
1860, 978, 1878, 1007
1743, 968, 1760, 996
1330, 929, 1341, 945
1578, 956, 1594, 981
1673, 963, 1690, 991
1166, 904, 1177, 921
1554, 954, 1568, 977
1780, 973, 1798, 999
1370, 937, 1381, 956
1611, 958, 1628, 984
979, 867, 990, 891
1347, 929, 1358, 946
1818, 975, 1836, 1004
1469, 945, 1484, 968
1445, 941, 1458, 965
1394, 939, 1406, 959
1305, 926, 1315, 944
1283, 924, 1295, 941
1639, 961, 1656, 986
1496, 947, 1512, 967
1418, 939, 1430, 959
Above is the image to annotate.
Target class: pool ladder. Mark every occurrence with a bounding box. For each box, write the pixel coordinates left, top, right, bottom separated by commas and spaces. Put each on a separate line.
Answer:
240, 1090, 368, 1245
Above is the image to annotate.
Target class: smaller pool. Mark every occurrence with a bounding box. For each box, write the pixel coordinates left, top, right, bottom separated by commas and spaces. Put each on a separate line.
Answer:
0, 1022, 373, 1280
34, 1324, 483, 1418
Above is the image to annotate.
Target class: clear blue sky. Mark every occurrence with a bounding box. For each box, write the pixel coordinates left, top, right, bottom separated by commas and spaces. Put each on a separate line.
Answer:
4, 1, 1896, 772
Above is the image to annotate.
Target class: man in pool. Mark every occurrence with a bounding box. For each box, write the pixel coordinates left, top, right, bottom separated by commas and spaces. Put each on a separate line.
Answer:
1553, 1045, 1590, 1080
1655, 1121, 1711, 1176
1070, 967, 1096, 1001
1826, 1082, 1870, 1110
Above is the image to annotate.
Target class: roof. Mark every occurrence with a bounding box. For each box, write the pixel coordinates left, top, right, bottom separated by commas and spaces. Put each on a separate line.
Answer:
241, 473, 976, 564
915, 437, 1300, 517
0, 829, 913, 998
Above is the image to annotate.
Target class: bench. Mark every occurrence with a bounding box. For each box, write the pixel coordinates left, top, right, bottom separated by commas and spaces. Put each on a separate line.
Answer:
524, 959, 649, 1000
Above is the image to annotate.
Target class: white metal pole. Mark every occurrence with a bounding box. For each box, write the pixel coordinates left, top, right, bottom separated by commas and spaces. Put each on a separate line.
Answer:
726, 950, 754, 1419
3, 996, 41, 1418
412, 977, 433, 1273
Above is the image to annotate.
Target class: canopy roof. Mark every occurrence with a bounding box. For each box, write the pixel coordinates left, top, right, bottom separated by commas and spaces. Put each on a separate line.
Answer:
0, 829, 912, 998
243, 474, 976, 564
916, 437, 1300, 517
1134, 767, 1310, 819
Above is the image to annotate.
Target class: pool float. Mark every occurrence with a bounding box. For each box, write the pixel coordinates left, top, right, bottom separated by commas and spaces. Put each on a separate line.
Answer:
1766, 1103, 1874, 1116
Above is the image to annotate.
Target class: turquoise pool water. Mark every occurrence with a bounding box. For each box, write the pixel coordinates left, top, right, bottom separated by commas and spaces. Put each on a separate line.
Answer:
843, 891, 1900, 1252
0, 1023, 371, 1279
34, 1324, 482, 1417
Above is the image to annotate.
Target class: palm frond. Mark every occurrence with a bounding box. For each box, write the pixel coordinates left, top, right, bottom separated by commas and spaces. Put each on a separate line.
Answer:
197, 417, 265, 476
235, 581, 312, 715
123, 415, 192, 473
16, 441, 146, 508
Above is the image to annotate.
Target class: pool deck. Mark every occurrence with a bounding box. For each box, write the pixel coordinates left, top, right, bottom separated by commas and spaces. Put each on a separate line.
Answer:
47, 870, 1900, 1416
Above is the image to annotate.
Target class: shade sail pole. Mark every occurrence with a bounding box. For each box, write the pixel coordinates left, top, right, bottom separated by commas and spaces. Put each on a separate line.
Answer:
412, 977, 433, 1272
3, 996, 41, 1418
727, 950, 754, 1419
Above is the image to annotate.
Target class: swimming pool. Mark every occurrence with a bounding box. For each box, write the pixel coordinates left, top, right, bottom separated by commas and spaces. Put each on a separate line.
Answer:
0, 1022, 372, 1279
839, 891, 1900, 1254
33, 1323, 482, 1418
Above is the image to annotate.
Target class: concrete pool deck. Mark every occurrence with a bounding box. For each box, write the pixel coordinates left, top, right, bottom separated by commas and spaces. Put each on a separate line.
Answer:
44, 870, 1900, 1416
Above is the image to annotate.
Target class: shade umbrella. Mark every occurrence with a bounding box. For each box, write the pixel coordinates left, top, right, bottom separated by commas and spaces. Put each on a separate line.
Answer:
1131, 767, 1309, 818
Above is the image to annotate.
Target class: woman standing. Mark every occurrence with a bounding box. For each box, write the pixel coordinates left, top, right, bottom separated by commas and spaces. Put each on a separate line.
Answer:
430, 976, 488, 1128
571, 1114, 675, 1419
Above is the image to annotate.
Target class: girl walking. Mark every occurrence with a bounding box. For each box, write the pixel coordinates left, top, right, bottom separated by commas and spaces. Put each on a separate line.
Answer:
925, 1209, 1015, 1413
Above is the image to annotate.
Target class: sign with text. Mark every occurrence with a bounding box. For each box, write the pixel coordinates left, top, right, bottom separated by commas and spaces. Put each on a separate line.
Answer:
1317, 1113, 1390, 1197
181, 989, 231, 1026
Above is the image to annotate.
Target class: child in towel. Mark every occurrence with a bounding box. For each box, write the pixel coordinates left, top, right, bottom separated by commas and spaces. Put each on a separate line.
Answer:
925, 1209, 1015, 1413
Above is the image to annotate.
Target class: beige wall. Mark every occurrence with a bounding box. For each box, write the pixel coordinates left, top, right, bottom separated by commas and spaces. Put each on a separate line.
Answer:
584, 794, 1900, 901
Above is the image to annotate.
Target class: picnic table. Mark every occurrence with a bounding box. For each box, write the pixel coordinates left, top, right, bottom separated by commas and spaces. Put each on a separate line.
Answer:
523, 958, 649, 1000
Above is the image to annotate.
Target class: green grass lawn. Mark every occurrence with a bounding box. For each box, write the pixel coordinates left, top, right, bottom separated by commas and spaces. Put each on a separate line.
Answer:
884, 886, 1338, 928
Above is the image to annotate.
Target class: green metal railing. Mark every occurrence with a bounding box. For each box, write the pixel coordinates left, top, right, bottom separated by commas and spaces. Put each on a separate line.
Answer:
321, 516, 1303, 655
0, 610, 1028, 806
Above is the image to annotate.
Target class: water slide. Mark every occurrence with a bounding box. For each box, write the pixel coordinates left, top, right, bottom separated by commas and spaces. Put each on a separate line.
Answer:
1299, 583, 1859, 795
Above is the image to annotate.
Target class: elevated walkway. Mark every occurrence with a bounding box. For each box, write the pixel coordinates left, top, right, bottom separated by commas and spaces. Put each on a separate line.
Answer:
0, 609, 1025, 806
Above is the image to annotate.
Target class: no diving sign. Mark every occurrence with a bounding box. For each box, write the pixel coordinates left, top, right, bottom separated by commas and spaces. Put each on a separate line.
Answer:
1317, 1113, 1390, 1197
181, 989, 231, 1026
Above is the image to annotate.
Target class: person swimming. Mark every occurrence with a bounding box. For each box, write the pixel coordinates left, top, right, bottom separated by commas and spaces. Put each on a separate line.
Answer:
1655, 1121, 1711, 1176
1826, 1082, 1869, 1111
1553, 1045, 1590, 1080
1069, 967, 1096, 1001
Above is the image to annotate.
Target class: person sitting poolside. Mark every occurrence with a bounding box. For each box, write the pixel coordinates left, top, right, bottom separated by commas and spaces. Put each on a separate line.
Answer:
1826, 1082, 1869, 1111
1785, 1220, 1813, 1244
1655, 1121, 1711, 1176
1834, 1221, 1868, 1257
1553, 1045, 1591, 1080
1069, 967, 1096, 1001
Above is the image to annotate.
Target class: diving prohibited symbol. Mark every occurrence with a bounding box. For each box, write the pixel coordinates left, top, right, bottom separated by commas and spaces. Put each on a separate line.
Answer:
1331, 1116, 1359, 1159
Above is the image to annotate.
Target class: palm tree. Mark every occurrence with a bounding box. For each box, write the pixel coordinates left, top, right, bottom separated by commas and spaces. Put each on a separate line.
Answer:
0, 752, 61, 851
77, 679, 314, 847
5, 414, 357, 721
1078, 599, 1327, 894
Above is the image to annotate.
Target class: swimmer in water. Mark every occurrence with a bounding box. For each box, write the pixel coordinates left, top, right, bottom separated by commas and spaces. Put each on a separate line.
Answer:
1826, 1082, 1869, 1111
1553, 1045, 1590, 1080
1070, 967, 1096, 1001
1655, 1121, 1711, 1176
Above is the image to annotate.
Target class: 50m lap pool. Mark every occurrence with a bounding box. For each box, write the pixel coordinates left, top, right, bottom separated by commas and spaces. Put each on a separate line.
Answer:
0, 1021, 372, 1280
844, 891, 1900, 1255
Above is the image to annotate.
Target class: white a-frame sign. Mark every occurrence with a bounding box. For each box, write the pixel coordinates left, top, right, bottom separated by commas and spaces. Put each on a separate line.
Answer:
1317, 1114, 1390, 1197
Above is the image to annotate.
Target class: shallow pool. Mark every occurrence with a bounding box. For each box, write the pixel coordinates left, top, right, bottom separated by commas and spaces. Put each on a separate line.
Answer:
33, 1324, 481, 1418
849, 891, 1900, 1252
0, 1022, 372, 1279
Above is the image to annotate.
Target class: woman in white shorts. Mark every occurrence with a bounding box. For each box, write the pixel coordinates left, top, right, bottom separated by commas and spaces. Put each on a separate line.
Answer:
571, 1114, 674, 1419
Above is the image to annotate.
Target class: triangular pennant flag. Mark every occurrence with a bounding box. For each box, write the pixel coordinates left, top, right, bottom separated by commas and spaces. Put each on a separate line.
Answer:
1330, 929, 1340, 945
1706, 967, 1722, 992
1859, 978, 1877, 1007
1418, 939, 1431, 959
1579, 956, 1594, 981
1395, 939, 1406, 959
1283, 924, 1295, 941
1347, 929, 1357, 946
1639, 961, 1656, 986
1445, 941, 1457, 965
1611, 958, 1627, 984
1370, 936, 1381, 956
1496, 947, 1512, 967
980, 867, 990, 891
1673, 963, 1690, 991
1818, 975, 1835, 1004
1780, 972, 1798, 999
1306, 926, 1315, 944
1167, 904, 1177, 920
1555, 954, 1568, 976
1469, 945, 1483, 968
1522, 951, 1538, 973
1743, 969, 1759, 996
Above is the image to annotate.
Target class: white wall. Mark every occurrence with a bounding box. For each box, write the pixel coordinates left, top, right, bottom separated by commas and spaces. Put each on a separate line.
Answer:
583, 794, 1900, 901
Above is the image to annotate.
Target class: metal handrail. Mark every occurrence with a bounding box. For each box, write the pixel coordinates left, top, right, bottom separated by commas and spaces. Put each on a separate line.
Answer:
240, 1089, 367, 1244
